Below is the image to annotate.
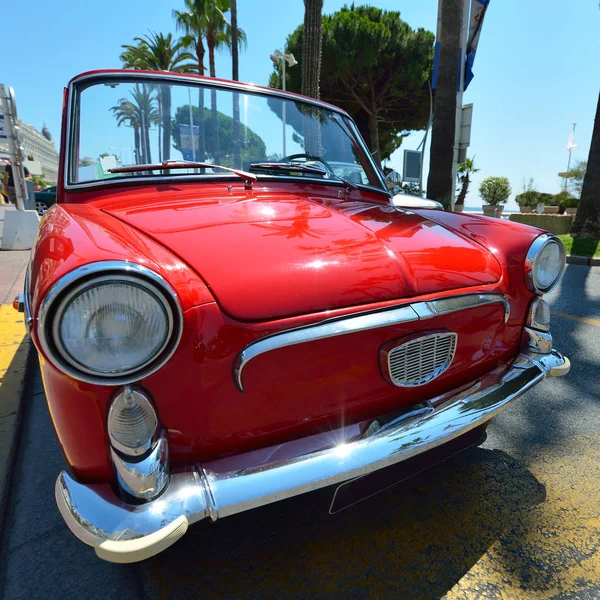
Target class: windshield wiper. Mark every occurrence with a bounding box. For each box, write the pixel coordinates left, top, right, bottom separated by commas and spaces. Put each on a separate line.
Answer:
109, 160, 257, 189
250, 162, 358, 191
250, 162, 328, 176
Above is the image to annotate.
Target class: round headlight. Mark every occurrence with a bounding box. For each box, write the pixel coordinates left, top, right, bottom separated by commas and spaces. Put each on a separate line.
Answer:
525, 235, 566, 294
38, 262, 183, 385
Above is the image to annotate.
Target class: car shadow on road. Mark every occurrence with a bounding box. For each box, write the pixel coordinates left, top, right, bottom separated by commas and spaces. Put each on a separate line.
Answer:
134, 446, 546, 600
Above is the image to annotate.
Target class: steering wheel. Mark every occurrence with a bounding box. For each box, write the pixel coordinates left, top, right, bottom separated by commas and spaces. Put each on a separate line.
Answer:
283, 153, 334, 174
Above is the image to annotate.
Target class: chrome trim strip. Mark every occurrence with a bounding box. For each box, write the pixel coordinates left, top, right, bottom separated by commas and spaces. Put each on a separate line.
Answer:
55, 348, 568, 562
24, 264, 32, 333
524, 234, 567, 294
37, 261, 183, 386
110, 430, 170, 501
234, 293, 510, 391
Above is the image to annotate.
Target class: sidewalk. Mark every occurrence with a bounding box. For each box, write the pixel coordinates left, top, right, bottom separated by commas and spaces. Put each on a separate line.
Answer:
0, 205, 32, 535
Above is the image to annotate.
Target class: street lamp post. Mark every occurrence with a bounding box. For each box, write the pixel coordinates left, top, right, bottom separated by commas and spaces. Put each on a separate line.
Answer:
270, 49, 298, 157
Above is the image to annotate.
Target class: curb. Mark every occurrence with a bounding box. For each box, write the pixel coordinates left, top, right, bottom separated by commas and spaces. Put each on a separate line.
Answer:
566, 255, 600, 267
0, 312, 33, 540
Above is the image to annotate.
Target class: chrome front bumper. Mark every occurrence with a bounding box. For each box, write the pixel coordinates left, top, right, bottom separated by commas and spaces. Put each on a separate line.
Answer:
56, 349, 569, 563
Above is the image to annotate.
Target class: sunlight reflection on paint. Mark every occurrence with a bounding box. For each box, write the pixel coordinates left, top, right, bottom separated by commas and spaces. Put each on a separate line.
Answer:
305, 259, 341, 270
259, 205, 276, 219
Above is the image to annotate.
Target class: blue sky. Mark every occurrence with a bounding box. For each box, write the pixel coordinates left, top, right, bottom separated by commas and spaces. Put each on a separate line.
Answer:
4, 0, 599, 208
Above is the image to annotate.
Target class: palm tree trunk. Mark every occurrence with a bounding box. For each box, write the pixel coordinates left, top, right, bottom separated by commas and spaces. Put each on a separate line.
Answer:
197, 41, 206, 162
134, 125, 141, 165
301, 0, 323, 157
301, 0, 324, 100
162, 87, 172, 161
157, 95, 162, 162
231, 0, 241, 168
571, 91, 600, 238
207, 26, 220, 163
145, 123, 152, 164
426, 0, 462, 210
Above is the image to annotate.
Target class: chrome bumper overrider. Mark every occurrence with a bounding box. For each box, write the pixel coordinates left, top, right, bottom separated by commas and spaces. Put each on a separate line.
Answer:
55, 349, 569, 563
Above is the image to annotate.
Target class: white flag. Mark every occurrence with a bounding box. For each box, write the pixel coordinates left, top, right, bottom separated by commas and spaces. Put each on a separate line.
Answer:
567, 131, 578, 151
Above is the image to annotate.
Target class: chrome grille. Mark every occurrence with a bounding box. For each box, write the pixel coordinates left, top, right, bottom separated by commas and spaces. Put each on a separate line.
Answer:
385, 332, 457, 387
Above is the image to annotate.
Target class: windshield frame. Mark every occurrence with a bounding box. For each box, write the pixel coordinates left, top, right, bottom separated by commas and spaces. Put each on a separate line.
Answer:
64, 71, 389, 195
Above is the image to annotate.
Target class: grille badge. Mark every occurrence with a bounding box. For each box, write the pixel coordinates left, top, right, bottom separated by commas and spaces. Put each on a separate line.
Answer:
380, 331, 458, 387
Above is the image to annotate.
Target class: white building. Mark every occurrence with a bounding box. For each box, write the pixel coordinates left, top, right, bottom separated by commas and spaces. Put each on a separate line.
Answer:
0, 122, 59, 184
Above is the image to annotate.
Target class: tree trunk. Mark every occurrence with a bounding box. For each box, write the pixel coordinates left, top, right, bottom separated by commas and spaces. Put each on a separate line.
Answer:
571, 91, 600, 238
301, 0, 323, 100
134, 125, 141, 165
368, 111, 381, 168
197, 42, 206, 162
231, 0, 241, 168
145, 123, 152, 164
207, 27, 221, 163
427, 0, 462, 210
231, 0, 239, 81
457, 173, 469, 204
161, 87, 172, 161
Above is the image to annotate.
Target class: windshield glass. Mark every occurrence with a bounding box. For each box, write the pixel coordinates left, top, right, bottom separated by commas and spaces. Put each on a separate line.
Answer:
68, 76, 385, 191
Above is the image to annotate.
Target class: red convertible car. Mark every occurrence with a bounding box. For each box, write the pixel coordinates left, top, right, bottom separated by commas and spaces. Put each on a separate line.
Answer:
17, 70, 569, 563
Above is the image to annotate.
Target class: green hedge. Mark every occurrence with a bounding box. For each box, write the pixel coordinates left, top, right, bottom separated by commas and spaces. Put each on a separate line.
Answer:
509, 213, 573, 234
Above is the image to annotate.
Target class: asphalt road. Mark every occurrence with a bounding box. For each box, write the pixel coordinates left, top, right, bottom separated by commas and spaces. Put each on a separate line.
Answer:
0, 265, 599, 600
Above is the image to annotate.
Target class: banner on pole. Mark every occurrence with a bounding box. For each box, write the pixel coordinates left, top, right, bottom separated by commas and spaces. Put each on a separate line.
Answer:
464, 0, 490, 90
179, 123, 200, 161
566, 131, 578, 152
0, 114, 6, 140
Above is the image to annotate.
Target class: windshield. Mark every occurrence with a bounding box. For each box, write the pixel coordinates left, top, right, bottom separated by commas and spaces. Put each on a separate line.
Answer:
68, 75, 385, 192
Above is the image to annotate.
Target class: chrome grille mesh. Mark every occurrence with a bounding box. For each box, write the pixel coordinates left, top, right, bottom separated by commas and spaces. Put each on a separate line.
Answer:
387, 332, 457, 387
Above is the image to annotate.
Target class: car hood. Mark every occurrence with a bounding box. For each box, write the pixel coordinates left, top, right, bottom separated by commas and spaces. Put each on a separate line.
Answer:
103, 191, 502, 320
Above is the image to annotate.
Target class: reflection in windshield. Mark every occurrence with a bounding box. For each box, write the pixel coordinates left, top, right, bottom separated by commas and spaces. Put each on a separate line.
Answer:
72, 77, 383, 191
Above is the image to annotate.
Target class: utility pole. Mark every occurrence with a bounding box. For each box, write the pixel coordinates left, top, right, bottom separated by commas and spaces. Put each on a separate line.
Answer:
564, 122, 577, 192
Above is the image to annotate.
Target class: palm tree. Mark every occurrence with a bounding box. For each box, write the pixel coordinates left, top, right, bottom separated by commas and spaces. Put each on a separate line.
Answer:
120, 32, 197, 161
456, 157, 480, 206
174, 1, 246, 164
174, 0, 210, 161
572, 91, 600, 238
111, 86, 160, 164
111, 99, 142, 164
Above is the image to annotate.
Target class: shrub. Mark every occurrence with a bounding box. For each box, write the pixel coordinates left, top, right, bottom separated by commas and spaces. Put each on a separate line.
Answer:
538, 192, 554, 206
479, 176, 511, 206
564, 196, 579, 208
515, 190, 540, 208
552, 190, 577, 208
509, 214, 573, 235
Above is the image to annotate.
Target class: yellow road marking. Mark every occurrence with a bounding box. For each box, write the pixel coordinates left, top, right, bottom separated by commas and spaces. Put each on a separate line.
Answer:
552, 310, 600, 328
0, 305, 27, 418
447, 435, 600, 599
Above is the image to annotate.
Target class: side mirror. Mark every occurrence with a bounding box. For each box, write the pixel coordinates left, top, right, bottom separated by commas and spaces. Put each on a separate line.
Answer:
384, 170, 402, 192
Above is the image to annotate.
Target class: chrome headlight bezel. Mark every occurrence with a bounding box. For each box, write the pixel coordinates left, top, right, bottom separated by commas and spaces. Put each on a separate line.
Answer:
524, 234, 566, 294
37, 261, 183, 386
